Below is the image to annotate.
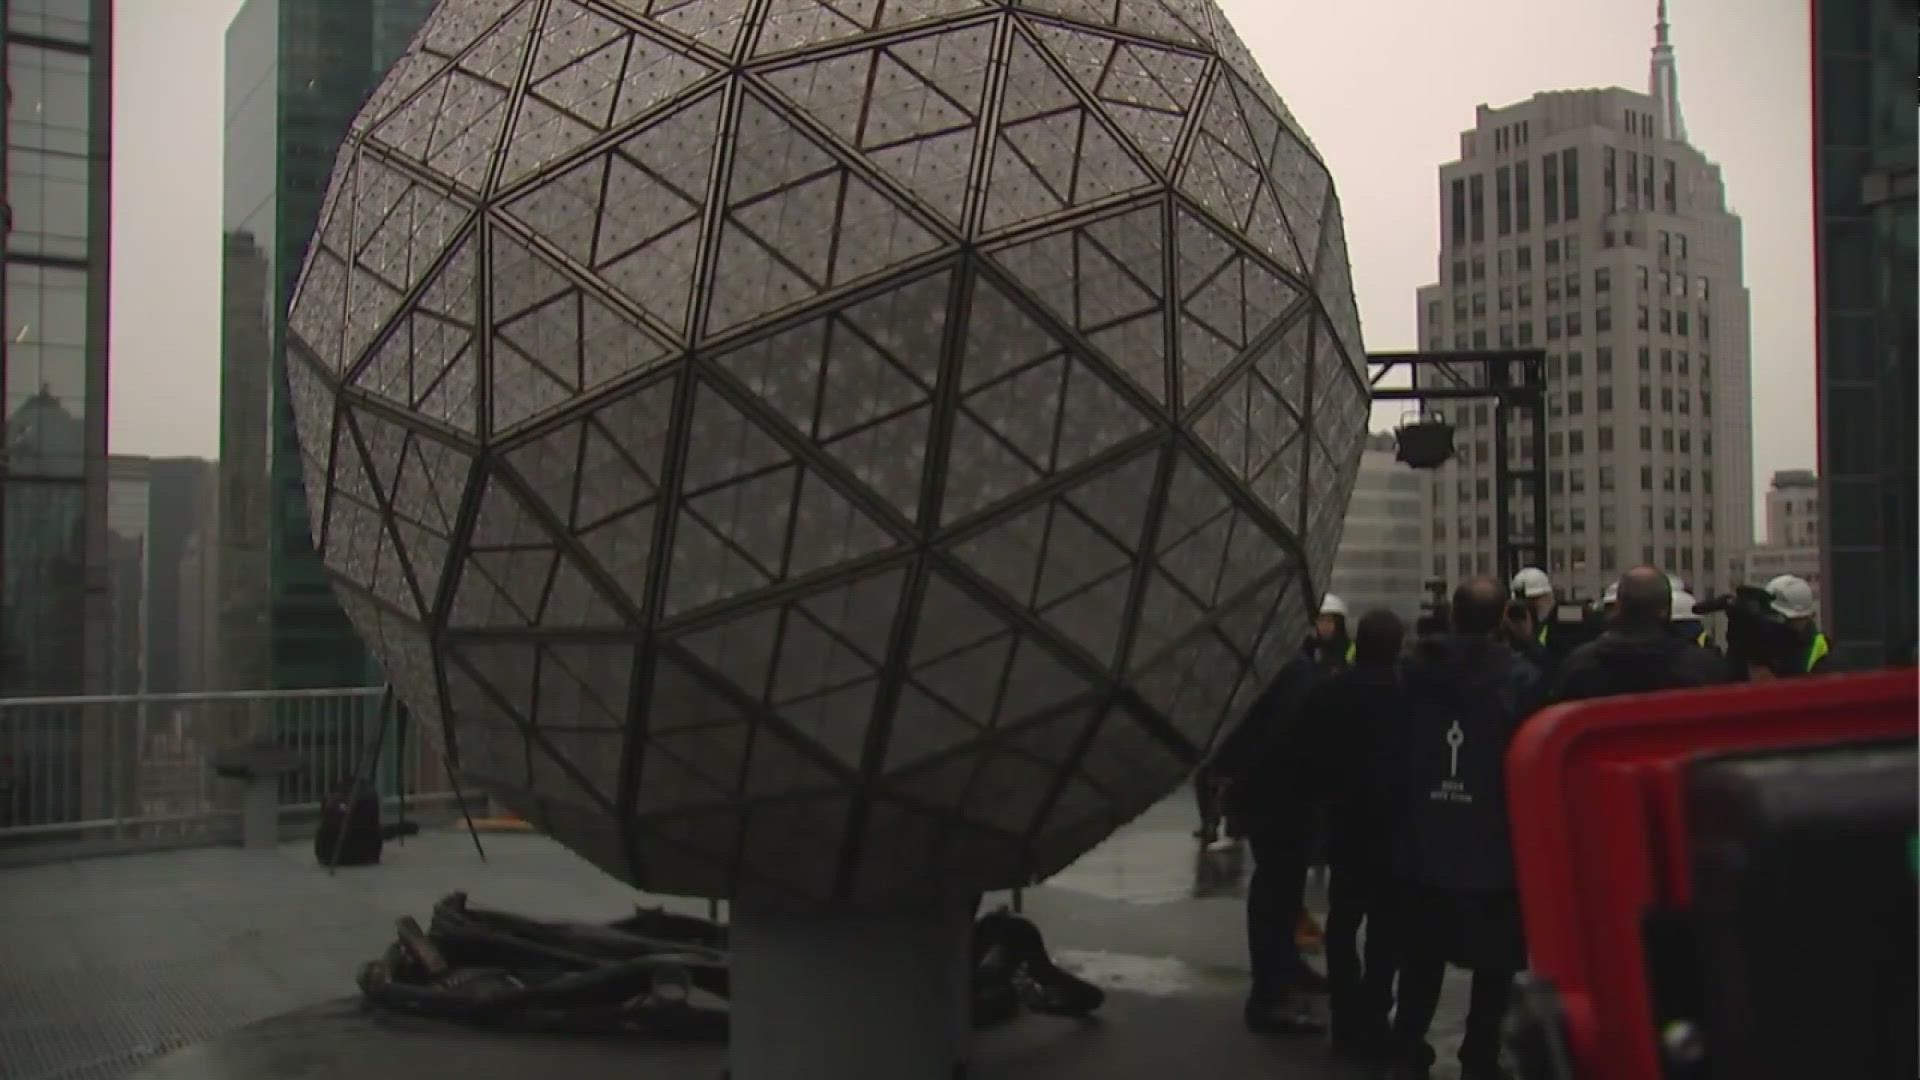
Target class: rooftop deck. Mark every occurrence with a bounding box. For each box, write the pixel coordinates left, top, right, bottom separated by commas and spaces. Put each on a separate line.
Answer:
1, 793, 1483, 1080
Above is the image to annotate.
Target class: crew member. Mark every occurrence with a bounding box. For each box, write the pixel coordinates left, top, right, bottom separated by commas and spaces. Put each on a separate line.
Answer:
1208, 594, 1353, 1035
1297, 610, 1408, 1060
1670, 588, 1708, 647
1766, 575, 1833, 675
1384, 579, 1541, 1080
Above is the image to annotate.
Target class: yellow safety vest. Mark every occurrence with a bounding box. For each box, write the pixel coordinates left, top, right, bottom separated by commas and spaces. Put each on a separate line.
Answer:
1696, 630, 1709, 648
1805, 633, 1830, 673
1345, 641, 1357, 664
1536, 623, 1551, 647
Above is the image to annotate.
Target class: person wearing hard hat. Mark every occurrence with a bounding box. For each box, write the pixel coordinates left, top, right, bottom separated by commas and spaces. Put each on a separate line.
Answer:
1765, 575, 1833, 675
1316, 593, 1357, 666
1597, 578, 1620, 622
1204, 591, 1354, 1036
1669, 589, 1709, 648
1506, 567, 1562, 673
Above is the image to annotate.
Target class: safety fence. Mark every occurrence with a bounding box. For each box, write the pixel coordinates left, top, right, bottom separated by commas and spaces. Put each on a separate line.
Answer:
0, 688, 463, 854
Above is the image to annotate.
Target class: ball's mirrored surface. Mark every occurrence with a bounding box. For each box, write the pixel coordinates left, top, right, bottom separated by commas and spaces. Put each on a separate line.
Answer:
287, 0, 1370, 906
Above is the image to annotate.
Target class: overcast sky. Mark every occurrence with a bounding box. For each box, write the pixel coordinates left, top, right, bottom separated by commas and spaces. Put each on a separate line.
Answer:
109, 0, 1815, 519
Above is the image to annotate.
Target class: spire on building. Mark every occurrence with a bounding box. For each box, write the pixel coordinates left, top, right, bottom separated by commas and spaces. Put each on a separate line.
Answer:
1650, 0, 1688, 143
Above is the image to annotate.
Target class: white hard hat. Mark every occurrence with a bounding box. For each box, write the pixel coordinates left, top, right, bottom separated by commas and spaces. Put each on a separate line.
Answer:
1670, 590, 1697, 622
1601, 579, 1620, 608
1511, 567, 1553, 599
1766, 575, 1817, 619
1319, 594, 1349, 619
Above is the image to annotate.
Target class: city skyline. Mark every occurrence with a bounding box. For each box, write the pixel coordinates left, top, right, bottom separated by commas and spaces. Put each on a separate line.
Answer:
108, 0, 1814, 540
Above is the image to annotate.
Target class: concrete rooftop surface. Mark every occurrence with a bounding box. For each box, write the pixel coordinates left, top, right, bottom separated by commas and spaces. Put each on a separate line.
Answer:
0, 793, 1485, 1080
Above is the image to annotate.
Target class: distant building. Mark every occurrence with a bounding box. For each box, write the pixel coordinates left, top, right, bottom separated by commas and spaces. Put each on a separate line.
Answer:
221, 0, 438, 689
1764, 469, 1819, 548
1812, 0, 1917, 667
105, 456, 221, 695
106, 458, 153, 694
1330, 434, 1429, 623
1415, 4, 1752, 602
176, 467, 223, 693
1, 1, 115, 695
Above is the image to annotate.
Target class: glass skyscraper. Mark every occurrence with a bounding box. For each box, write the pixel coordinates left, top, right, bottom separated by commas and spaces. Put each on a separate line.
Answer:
1, 0, 113, 695
220, 0, 437, 690
1812, 0, 1917, 668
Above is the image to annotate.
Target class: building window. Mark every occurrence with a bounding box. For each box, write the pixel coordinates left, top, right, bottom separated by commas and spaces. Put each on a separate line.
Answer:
1568, 390, 1584, 415
1678, 431, 1690, 453
1517, 282, 1532, 308
1663, 466, 1676, 492
1545, 277, 1562, 302
1546, 315, 1561, 339
1637, 346, 1651, 371
1518, 322, 1534, 345
1454, 295, 1469, 320
1496, 165, 1512, 236
1660, 349, 1673, 373
1433, 520, 1446, 540
1545, 238, 1560, 265
1679, 468, 1692, 494
1660, 307, 1674, 333
1563, 235, 1580, 260
1639, 426, 1652, 450
1568, 430, 1584, 454
1569, 469, 1586, 494
1451, 178, 1467, 243
1548, 431, 1563, 455
1550, 471, 1564, 494
1677, 387, 1690, 414
1599, 427, 1615, 452
1603, 145, 1617, 211
1697, 276, 1710, 300
1676, 351, 1689, 375
1597, 385, 1613, 411
1473, 329, 1486, 348
1516, 244, 1532, 270
1663, 429, 1675, 451
1637, 305, 1650, 330
1561, 147, 1579, 220
1676, 311, 1690, 336
1452, 260, 1469, 287
1469, 173, 1485, 242
1472, 256, 1486, 281
1497, 250, 1512, 277
1596, 346, 1612, 373
1472, 292, 1487, 316
1665, 507, 1677, 530
1661, 387, 1674, 412
1475, 478, 1490, 501
1566, 311, 1582, 337
1515, 161, 1531, 232
1571, 508, 1587, 532
1564, 351, 1582, 378
1595, 300, 1613, 330
1543, 151, 1560, 224
1499, 286, 1513, 311
1660, 230, 1672, 255
1700, 315, 1710, 341
1595, 267, 1611, 294
1564, 271, 1581, 299
1499, 324, 1515, 347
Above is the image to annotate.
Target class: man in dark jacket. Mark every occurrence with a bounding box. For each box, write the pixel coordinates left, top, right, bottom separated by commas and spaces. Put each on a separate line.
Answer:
1297, 609, 1408, 1058
1208, 595, 1352, 1035
1385, 578, 1543, 1080
1545, 565, 1731, 705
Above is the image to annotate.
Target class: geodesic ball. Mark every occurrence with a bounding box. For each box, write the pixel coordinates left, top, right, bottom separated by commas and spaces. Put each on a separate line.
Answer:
285, 0, 1369, 907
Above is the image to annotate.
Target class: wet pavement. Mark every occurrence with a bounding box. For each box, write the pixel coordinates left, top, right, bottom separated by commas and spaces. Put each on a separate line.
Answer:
0, 788, 1484, 1079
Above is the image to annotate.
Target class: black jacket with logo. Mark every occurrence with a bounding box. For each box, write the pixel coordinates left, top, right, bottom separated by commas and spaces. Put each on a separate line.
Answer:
1392, 635, 1544, 894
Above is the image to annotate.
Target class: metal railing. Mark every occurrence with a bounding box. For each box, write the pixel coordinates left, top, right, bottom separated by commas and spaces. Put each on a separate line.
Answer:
0, 688, 461, 853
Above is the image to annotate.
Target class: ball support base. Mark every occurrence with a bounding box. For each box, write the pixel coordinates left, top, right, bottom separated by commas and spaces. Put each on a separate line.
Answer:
728, 898, 977, 1080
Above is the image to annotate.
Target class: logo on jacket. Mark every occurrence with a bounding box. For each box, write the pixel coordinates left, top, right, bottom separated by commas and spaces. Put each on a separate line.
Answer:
1433, 721, 1472, 804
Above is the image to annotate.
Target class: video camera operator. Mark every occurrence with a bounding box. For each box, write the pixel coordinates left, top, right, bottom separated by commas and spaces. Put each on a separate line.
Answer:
1696, 575, 1834, 680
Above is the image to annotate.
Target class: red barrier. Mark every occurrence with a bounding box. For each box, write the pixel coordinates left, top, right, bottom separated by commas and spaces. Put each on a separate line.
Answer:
1505, 669, 1917, 1080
